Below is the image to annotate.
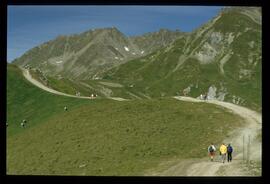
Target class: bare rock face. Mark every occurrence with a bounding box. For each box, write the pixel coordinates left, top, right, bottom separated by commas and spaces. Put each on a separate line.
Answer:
217, 91, 227, 101
210, 31, 223, 45
207, 85, 217, 100
216, 83, 227, 101
232, 95, 245, 105
196, 84, 227, 101
13, 27, 184, 80
194, 42, 218, 64
183, 86, 191, 95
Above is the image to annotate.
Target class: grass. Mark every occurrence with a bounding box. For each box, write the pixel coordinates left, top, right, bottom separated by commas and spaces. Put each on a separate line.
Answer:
256, 131, 262, 142
100, 17, 261, 111
213, 10, 260, 33
29, 67, 139, 99
7, 64, 92, 136
26, 31, 261, 112
7, 98, 244, 175
7, 64, 245, 175
29, 68, 102, 97
6, 9, 261, 176
12, 8, 261, 113
240, 160, 262, 176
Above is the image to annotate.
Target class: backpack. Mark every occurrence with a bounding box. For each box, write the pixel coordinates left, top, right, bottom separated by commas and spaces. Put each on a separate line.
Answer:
227, 146, 233, 153
209, 146, 214, 152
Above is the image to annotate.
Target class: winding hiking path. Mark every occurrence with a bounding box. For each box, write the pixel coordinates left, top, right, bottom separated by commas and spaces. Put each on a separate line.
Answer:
20, 67, 261, 175
146, 96, 262, 176
21, 68, 128, 101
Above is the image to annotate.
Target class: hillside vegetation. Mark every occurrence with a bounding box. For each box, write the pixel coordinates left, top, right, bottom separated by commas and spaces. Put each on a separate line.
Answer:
7, 7, 261, 175
12, 7, 261, 112
7, 64, 91, 136
101, 7, 262, 111
7, 64, 244, 175
13, 28, 184, 80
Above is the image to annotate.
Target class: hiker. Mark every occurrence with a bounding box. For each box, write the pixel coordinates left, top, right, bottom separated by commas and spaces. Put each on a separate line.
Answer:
200, 94, 203, 100
208, 143, 216, 161
21, 119, 27, 128
182, 90, 186, 96
227, 144, 233, 162
204, 93, 208, 100
6, 122, 8, 127
64, 106, 68, 111
76, 91, 81, 96
219, 143, 227, 163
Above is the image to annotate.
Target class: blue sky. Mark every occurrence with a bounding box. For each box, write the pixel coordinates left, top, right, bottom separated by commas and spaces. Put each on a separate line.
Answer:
7, 5, 223, 62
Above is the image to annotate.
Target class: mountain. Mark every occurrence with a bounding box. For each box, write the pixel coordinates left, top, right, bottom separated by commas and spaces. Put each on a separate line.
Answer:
101, 7, 261, 111
12, 27, 184, 80
12, 7, 261, 111
130, 29, 186, 54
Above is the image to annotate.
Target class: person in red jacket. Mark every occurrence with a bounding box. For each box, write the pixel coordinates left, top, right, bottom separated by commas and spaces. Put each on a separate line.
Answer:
208, 143, 216, 161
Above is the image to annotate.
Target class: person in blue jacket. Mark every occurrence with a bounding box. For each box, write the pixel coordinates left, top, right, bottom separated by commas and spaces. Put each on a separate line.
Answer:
227, 144, 233, 162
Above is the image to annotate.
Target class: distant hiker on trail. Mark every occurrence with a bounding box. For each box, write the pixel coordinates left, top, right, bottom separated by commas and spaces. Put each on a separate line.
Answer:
76, 91, 81, 96
227, 144, 233, 162
208, 143, 216, 161
204, 93, 208, 100
200, 94, 203, 100
219, 143, 227, 163
21, 119, 27, 128
64, 106, 68, 111
182, 89, 187, 96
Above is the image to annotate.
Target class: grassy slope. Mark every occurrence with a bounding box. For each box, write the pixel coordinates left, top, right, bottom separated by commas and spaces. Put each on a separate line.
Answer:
30, 66, 147, 100
29, 68, 100, 97
7, 64, 244, 175
214, 10, 262, 111
7, 64, 91, 136
16, 9, 261, 112
101, 10, 261, 111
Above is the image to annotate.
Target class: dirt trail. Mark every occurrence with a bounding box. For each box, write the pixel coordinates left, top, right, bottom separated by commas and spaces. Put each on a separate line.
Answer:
147, 96, 261, 176
21, 68, 128, 102
20, 68, 261, 175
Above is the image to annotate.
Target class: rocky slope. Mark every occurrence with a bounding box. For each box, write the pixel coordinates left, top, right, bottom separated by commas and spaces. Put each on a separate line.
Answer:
130, 29, 185, 54
12, 7, 261, 110
13, 27, 184, 80
102, 7, 261, 110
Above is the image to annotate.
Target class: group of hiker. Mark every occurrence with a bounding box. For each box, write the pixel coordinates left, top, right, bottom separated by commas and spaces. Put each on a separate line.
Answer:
75, 91, 81, 96
8, 106, 68, 129
90, 93, 98, 99
200, 93, 208, 100
21, 119, 27, 128
6, 119, 27, 128
9, 106, 68, 128
208, 143, 233, 163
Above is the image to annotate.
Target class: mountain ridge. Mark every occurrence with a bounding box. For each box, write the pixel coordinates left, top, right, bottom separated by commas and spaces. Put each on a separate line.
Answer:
12, 7, 261, 110
13, 27, 185, 80
100, 7, 261, 110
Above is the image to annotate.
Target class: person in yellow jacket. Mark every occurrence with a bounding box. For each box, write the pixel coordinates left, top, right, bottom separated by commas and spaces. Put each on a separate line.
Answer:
219, 143, 227, 163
